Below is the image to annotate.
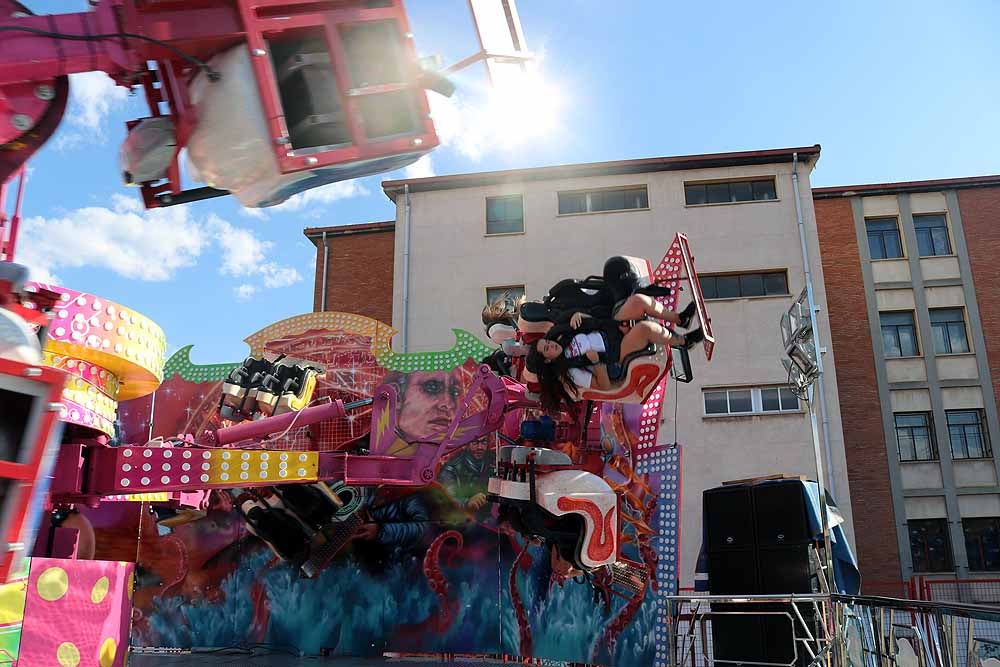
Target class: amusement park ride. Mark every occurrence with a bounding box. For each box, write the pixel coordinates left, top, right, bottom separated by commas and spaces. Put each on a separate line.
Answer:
0, 0, 716, 661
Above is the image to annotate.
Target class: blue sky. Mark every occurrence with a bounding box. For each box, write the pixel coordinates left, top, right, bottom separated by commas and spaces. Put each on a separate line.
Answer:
14, 0, 1000, 364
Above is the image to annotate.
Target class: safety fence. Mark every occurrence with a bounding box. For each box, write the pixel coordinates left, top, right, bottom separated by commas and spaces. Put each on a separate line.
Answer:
664, 593, 1000, 666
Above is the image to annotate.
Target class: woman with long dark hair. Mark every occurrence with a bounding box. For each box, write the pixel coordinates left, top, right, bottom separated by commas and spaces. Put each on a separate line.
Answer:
526, 294, 703, 413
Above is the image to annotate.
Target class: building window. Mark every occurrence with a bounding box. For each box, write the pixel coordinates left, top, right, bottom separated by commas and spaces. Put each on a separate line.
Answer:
880, 311, 919, 357
947, 410, 991, 459
894, 412, 938, 461
704, 386, 799, 416
684, 178, 776, 205
486, 195, 524, 235
760, 387, 800, 412
930, 308, 970, 354
700, 271, 788, 300
963, 518, 1000, 572
866, 218, 904, 260
908, 519, 954, 573
486, 285, 525, 308
557, 186, 648, 215
913, 214, 952, 257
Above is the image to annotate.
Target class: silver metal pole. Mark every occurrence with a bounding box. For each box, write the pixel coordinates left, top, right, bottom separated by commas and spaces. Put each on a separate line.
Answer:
401, 183, 412, 352
791, 152, 836, 495
320, 230, 329, 311
791, 153, 838, 656
807, 383, 836, 597
147, 389, 156, 441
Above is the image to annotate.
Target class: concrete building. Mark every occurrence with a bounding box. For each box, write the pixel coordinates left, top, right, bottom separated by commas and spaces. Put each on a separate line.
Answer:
329, 145, 853, 586
814, 176, 1000, 584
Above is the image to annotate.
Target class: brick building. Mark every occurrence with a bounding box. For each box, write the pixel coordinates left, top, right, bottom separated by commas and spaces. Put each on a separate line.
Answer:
814, 176, 1000, 584
304, 221, 395, 325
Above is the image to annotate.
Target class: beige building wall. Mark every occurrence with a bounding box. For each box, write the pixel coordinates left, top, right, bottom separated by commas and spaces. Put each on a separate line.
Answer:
388, 156, 853, 586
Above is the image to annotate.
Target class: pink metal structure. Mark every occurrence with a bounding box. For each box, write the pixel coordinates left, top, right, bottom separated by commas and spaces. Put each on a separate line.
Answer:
0, 0, 439, 211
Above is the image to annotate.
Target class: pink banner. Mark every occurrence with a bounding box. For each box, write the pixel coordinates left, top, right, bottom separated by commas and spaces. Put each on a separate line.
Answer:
20, 558, 133, 667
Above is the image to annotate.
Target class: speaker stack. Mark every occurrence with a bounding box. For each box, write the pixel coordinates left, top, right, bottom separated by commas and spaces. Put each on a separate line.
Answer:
703, 478, 824, 666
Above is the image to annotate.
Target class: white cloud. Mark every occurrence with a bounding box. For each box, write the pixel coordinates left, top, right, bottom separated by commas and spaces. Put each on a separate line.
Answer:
209, 217, 302, 288
110, 193, 143, 214
54, 72, 131, 150
15, 196, 302, 293
428, 92, 482, 160
212, 217, 269, 277
403, 155, 435, 179
260, 263, 302, 288
16, 195, 207, 283
239, 207, 268, 220
234, 284, 258, 301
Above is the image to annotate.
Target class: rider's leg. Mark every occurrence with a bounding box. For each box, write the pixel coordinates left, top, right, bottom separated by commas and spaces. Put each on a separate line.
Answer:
619, 320, 685, 357
613, 294, 680, 323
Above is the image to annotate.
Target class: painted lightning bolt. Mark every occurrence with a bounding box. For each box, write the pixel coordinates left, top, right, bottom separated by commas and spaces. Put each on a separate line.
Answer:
375, 405, 391, 442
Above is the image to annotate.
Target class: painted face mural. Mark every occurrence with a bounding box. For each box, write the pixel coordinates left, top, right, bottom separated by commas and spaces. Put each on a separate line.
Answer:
396, 369, 464, 441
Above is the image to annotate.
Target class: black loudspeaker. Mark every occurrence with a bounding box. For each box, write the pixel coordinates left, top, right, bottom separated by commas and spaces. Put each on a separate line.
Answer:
711, 602, 820, 666
704, 485, 754, 551
710, 605, 765, 663
753, 481, 811, 546
703, 481, 816, 594
707, 550, 757, 594
704, 480, 820, 667
759, 545, 814, 594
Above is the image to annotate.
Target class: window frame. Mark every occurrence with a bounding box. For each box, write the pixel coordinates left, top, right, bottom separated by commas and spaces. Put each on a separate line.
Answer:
913, 213, 954, 258
894, 412, 939, 462
485, 284, 526, 308
946, 409, 992, 460
683, 177, 779, 207
865, 217, 905, 260
556, 185, 649, 216
485, 194, 525, 236
880, 310, 920, 358
929, 308, 971, 355
963, 517, 1000, 572
908, 518, 955, 573
700, 270, 789, 301
703, 385, 802, 417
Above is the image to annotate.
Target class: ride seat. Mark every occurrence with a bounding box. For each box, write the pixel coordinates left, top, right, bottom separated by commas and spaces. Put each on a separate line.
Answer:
491, 460, 619, 572
0, 263, 28, 296
576, 343, 670, 404
518, 301, 551, 324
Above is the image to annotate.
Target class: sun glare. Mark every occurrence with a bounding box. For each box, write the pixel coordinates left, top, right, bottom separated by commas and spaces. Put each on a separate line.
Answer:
430, 64, 567, 159
485, 70, 566, 148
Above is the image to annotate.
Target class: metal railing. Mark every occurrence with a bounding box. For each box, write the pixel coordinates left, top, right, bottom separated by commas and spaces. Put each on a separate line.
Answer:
666, 594, 833, 667
664, 594, 1000, 667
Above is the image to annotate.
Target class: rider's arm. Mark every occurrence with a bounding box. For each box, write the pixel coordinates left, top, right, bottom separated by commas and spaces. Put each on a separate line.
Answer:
589, 364, 612, 390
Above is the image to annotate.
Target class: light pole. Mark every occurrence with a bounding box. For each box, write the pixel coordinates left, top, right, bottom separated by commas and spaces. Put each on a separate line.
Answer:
782, 290, 838, 665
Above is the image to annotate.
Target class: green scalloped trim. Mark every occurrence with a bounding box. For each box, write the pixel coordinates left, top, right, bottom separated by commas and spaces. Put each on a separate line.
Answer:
375, 329, 494, 372
162, 328, 493, 383
163, 345, 239, 383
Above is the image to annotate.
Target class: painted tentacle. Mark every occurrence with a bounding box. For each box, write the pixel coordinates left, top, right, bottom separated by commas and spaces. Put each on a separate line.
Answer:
422, 530, 464, 633
509, 545, 533, 656
592, 581, 647, 664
